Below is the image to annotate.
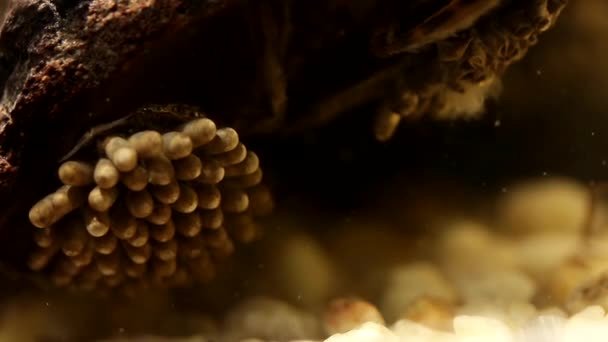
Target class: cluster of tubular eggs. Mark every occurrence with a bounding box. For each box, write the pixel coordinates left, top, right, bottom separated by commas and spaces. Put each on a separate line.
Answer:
372, 1, 566, 142
28, 117, 273, 292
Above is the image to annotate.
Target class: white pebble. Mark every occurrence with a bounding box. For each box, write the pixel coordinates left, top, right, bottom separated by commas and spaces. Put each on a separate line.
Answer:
391, 320, 455, 341
454, 270, 536, 304
323, 298, 385, 335
571, 305, 605, 320
515, 315, 566, 342
380, 262, 458, 323
497, 178, 589, 235
271, 233, 335, 307
456, 301, 537, 329
515, 233, 579, 279
563, 306, 608, 342
537, 307, 568, 318
453, 316, 513, 342
324, 322, 399, 342
435, 221, 517, 274
222, 297, 321, 342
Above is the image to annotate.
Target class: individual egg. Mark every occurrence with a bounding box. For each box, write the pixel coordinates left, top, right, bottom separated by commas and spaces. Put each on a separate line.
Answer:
214, 143, 247, 166
123, 242, 152, 265
125, 189, 155, 218
221, 188, 249, 213
162, 132, 193, 160
195, 184, 221, 210
146, 155, 175, 186
128, 130, 163, 158
224, 152, 259, 177
127, 220, 150, 247
58, 161, 94, 186
203, 128, 239, 154
152, 239, 178, 261
150, 220, 176, 242
88, 186, 119, 212
93, 158, 120, 188
373, 110, 401, 142
29, 185, 87, 228
109, 207, 138, 240
197, 160, 225, 184
172, 183, 199, 214
181, 117, 216, 148
103, 136, 138, 172
121, 165, 148, 191
146, 204, 172, 225
173, 154, 203, 181
83, 208, 111, 237
174, 212, 203, 237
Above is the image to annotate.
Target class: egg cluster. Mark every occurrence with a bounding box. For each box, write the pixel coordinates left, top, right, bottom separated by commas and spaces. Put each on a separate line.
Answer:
27, 117, 273, 292
372, 0, 567, 141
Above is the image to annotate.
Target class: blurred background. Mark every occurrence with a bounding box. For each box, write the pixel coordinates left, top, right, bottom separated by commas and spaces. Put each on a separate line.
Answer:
248, 0, 608, 220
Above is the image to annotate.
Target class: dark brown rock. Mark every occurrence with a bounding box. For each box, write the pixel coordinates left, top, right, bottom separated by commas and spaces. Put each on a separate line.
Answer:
0, 0, 235, 275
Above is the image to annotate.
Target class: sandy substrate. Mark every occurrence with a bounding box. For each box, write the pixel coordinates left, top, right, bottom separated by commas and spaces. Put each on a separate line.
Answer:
1, 177, 608, 341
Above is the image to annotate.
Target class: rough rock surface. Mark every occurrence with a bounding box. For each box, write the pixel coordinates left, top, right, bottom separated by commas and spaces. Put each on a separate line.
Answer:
0, 0, 235, 268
